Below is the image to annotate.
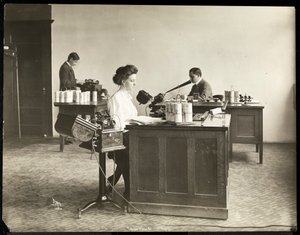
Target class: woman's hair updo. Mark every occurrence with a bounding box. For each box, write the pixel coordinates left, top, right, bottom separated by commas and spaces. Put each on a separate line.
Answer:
113, 64, 138, 85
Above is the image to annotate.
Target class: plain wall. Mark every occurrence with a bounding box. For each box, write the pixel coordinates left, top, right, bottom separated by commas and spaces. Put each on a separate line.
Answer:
51, 5, 296, 143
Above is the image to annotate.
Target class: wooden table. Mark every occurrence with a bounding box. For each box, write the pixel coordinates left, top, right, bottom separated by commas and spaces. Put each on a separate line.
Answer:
126, 114, 231, 219
54, 101, 127, 217
54, 101, 107, 151
77, 140, 126, 218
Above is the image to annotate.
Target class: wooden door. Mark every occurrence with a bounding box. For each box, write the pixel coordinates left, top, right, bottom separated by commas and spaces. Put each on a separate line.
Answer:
4, 19, 53, 137
17, 43, 43, 135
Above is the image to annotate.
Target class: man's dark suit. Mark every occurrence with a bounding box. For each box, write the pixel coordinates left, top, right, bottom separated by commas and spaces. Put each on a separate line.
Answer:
188, 78, 213, 101
59, 62, 76, 90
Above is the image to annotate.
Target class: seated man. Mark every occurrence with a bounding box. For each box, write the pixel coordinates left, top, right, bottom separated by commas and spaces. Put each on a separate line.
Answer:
188, 67, 212, 101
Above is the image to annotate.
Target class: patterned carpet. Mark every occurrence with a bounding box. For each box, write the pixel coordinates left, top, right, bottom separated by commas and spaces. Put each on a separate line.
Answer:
2, 137, 297, 232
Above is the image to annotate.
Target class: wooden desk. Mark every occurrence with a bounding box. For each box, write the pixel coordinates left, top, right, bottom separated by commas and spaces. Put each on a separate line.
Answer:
54, 101, 107, 151
126, 114, 231, 219
157, 102, 264, 164
193, 103, 264, 164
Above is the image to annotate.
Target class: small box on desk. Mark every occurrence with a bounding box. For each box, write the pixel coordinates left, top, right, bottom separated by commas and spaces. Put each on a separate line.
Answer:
79, 128, 125, 153
101, 129, 125, 152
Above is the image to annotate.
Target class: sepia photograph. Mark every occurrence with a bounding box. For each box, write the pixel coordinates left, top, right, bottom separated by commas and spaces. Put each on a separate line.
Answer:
2, 3, 297, 233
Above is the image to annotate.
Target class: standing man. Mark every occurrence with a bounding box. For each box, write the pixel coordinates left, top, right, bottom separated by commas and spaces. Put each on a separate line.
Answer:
59, 52, 80, 145
59, 52, 80, 91
188, 67, 213, 101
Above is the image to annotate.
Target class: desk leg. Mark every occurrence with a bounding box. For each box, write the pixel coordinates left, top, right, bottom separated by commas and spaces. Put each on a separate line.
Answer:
228, 122, 233, 162
60, 135, 64, 152
259, 143, 263, 164
99, 152, 106, 199
78, 152, 124, 218
259, 110, 263, 164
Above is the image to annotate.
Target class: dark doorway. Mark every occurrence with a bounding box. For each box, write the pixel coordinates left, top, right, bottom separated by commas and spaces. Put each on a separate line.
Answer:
3, 4, 53, 137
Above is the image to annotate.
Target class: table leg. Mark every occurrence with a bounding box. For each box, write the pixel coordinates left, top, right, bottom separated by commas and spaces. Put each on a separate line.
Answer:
78, 152, 124, 218
228, 126, 232, 162
229, 143, 233, 162
256, 144, 259, 152
60, 135, 64, 152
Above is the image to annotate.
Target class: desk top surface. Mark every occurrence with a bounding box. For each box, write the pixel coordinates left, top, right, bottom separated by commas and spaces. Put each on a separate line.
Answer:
156, 101, 264, 109
126, 113, 231, 131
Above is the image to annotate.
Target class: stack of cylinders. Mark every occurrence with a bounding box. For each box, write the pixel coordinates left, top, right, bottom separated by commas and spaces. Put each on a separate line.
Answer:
165, 101, 170, 121
165, 101, 193, 123
92, 91, 97, 102
65, 90, 73, 103
224, 91, 230, 103
86, 91, 90, 102
55, 90, 76, 103
173, 103, 182, 123
79, 91, 89, 103
59, 91, 65, 103
168, 102, 174, 122
54, 91, 60, 103
234, 91, 239, 102
224, 90, 239, 103
55, 90, 99, 104
182, 102, 193, 123
230, 90, 234, 103
80, 92, 84, 103
74, 90, 81, 103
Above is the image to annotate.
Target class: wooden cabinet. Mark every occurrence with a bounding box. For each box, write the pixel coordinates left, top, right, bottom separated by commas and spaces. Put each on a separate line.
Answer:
228, 106, 264, 163
127, 116, 230, 219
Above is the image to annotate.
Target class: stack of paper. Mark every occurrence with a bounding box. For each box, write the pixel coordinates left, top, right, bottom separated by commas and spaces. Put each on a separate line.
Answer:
128, 116, 165, 125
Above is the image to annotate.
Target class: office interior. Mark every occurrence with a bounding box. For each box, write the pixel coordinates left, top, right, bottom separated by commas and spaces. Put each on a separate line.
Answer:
2, 4, 296, 233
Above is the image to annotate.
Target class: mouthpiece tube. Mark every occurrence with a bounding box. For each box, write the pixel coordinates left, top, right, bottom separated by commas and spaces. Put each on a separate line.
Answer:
165, 80, 192, 94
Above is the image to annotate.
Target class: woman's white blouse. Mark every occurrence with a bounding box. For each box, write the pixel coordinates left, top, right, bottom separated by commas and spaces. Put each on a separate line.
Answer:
107, 88, 138, 130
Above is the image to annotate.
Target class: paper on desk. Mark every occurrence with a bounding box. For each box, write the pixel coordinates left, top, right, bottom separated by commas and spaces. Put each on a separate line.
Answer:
210, 107, 223, 115
128, 116, 165, 125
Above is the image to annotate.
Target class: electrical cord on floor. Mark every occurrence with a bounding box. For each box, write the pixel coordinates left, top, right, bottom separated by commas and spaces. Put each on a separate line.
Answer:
91, 144, 142, 214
